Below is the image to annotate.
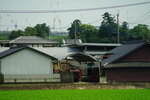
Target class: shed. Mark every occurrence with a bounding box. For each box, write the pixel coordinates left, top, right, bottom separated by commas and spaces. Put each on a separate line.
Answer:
102, 41, 150, 82
0, 46, 59, 83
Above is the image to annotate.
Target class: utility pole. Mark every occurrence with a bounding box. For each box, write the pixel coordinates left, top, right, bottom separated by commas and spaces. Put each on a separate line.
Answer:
74, 22, 77, 44
117, 13, 120, 44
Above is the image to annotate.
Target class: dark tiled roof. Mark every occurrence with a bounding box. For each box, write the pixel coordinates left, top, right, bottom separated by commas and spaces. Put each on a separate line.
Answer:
0, 47, 23, 59
105, 62, 150, 68
102, 41, 148, 66
0, 47, 57, 60
9, 36, 57, 44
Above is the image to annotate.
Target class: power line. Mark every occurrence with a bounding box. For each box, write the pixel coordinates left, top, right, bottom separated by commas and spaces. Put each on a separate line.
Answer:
129, 9, 150, 24
0, 1, 150, 13
87, 18, 102, 24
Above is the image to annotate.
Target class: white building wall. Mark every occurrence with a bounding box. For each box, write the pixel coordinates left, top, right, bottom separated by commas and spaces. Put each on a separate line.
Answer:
1, 49, 53, 75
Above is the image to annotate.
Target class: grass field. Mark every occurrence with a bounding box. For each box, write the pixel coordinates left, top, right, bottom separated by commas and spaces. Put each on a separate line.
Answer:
0, 89, 150, 100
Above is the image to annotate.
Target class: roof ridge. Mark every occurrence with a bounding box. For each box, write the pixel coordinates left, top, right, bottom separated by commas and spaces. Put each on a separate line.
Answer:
123, 40, 147, 44
9, 36, 23, 43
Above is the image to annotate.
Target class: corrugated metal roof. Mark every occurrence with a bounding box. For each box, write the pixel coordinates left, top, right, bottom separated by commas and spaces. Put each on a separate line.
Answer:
32, 47, 97, 62
65, 43, 121, 47
105, 62, 150, 68
32, 47, 80, 60
68, 52, 97, 62
9, 36, 57, 44
32, 47, 80, 61
102, 41, 148, 66
79, 43, 121, 46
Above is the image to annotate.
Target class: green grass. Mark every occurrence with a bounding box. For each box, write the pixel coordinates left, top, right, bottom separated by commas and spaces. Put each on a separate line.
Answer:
0, 89, 150, 100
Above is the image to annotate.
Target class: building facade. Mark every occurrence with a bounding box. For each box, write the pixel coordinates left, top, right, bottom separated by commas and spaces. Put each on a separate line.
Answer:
102, 41, 150, 82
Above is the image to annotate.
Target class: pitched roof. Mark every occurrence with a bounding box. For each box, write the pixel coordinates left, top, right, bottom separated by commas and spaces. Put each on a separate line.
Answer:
32, 47, 80, 61
0, 46, 57, 60
9, 36, 57, 44
102, 41, 149, 67
68, 52, 97, 62
32, 47, 97, 62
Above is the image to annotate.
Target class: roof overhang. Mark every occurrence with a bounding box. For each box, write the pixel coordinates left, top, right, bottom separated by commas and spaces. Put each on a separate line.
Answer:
67, 52, 97, 63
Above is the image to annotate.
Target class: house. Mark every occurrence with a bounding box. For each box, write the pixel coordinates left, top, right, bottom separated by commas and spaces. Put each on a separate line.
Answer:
102, 41, 150, 82
9, 36, 58, 47
0, 46, 59, 83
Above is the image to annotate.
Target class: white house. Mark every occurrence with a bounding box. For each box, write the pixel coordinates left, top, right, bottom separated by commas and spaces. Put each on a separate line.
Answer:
0, 47, 60, 83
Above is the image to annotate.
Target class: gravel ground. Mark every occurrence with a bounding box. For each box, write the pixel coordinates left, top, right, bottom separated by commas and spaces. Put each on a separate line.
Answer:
0, 82, 150, 90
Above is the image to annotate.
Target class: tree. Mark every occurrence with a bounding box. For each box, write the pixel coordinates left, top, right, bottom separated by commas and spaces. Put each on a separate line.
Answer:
119, 21, 129, 42
129, 24, 150, 41
99, 12, 118, 43
80, 24, 98, 42
24, 27, 37, 36
9, 30, 23, 39
34, 23, 50, 38
67, 19, 82, 39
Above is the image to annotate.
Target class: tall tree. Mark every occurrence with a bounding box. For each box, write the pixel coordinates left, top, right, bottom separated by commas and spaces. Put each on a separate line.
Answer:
67, 19, 82, 39
99, 12, 118, 43
119, 21, 129, 42
24, 27, 37, 36
34, 23, 50, 38
9, 30, 23, 39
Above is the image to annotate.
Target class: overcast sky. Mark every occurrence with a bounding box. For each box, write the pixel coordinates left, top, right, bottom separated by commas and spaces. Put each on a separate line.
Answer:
0, 0, 150, 32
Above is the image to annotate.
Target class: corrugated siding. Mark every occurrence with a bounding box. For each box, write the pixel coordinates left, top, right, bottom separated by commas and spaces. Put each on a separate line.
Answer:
1, 49, 53, 75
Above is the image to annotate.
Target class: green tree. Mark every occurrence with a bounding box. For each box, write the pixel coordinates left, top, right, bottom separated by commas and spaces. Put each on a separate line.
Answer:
99, 12, 118, 43
24, 27, 37, 36
119, 21, 129, 42
9, 30, 23, 39
67, 19, 82, 39
129, 24, 150, 41
80, 24, 98, 42
34, 23, 50, 38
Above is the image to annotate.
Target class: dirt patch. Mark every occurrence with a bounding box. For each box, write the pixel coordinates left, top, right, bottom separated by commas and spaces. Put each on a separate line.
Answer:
0, 82, 150, 90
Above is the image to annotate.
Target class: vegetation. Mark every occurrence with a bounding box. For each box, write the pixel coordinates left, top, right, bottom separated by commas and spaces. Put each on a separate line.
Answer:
0, 89, 150, 100
68, 12, 150, 43
8, 23, 51, 40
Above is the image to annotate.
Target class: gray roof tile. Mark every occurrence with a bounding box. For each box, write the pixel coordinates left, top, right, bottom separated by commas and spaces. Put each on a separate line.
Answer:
9, 36, 57, 44
102, 41, 148, 66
